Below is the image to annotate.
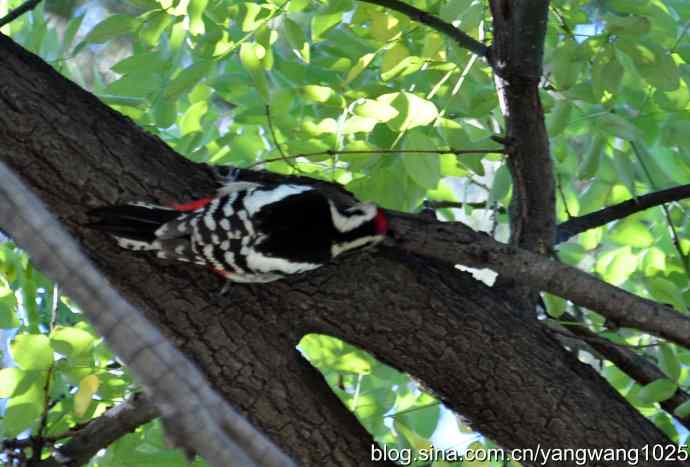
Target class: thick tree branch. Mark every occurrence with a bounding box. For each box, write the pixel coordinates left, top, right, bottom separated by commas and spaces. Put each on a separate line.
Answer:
556, 312, 690, 430
36, 394, 159, 467
357, 0, 489, 58
1, 33, 687, 467
557, 184, 690, 243
0, 159, 295, 467
390, 213, 690, 349
0, 0, 42, 28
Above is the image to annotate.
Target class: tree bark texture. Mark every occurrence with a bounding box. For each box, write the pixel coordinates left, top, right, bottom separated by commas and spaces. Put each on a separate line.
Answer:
0, 34, 686, 467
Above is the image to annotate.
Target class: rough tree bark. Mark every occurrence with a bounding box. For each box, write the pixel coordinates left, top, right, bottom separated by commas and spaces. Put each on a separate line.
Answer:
0, 20, 686, 467
488, 0, 555, 315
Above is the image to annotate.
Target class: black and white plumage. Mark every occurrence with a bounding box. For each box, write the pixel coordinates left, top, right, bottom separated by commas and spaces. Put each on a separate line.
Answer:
89, 182, 389, 283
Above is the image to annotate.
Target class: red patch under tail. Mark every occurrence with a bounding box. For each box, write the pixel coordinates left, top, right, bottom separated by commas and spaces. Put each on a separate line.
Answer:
172, 197, 213, 212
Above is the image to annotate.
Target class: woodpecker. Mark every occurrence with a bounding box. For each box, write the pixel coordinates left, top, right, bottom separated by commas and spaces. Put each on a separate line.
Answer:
89, 181, 389, 283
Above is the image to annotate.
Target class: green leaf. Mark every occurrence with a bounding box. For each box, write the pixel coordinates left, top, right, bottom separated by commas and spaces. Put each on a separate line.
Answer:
654, 82, 690, 111
636, 379, 677, 404
353, 99, 399, 122
381, 55, 424, 82
12, 334, 54, 370
381, 43, 409, 75
50, 326, 96, 359
605, 15, 651, 35
74, 375, 100, 417
608, 219, 654, 248
81, 15, 140, 45
255, 26, 276, 70
180, 101, 208, 135
348, 165, 424, 211
598, 113, 637, 140
674, 400, 690, 419
283, 18, 310, 63
3, 379, 43, 437
239, 42, 264, 71
302, 84, 334, 103
302, 118, 338, 136
112, 52, 168, 75
551, 42, 586, 90
620, 40, 680, 92
489, 164, 512, 204
440, 0, 474, 22
344, 53, 375, 85
240, 42, 270, 103
333, 351, 371, 374
579, 181, 611, 214
439, 154, 469, 177
382, 92, 438, 131
659, 120, 690, 148
592, 51, 624, 100
311, 11, 342, 42
394, 420, 433, 451
343, 116, 377, 134
62, 14, 85, 53
658, 344, 680, 382
546, 100, 572, 137
21, 264, 39, 334
401, 131, 440, 189
579, 227, 603, 251
641, 247, 666, 276
164, 60, 214, 99
368, 9, 402, 41
153, 96, 177, 128
0, 285, 19, 329
577, 135, 604, 179
188, 0, 209, 35
601, 247, 638, 286
139, 10, 175, 46
558, 243, 586, 266
542, 293, 566, 318
645, 277, 687, 311
105, 72, 162, 99
0, 368, 24, 398
238, 3, 265, 32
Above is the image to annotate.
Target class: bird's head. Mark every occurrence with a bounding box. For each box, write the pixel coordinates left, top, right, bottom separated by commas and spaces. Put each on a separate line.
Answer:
329, 202, 389, 257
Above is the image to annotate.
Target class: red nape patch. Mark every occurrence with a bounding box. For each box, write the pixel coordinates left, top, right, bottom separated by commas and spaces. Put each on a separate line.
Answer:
172, 197, 213, 212
374, 209, 389, 235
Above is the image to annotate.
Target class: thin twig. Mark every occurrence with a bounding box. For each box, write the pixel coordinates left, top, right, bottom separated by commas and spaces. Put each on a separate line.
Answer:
425, 200, 507, 214
383, 402, 440, 419
357, 0, 490, 59
554, 310, 690, 429
31, 364, 54, 463
671, 20, 690, 53
557, 183, 690, 243
247, 147, 504, 169
50, 283, 59, 330
630, 142, 690, 276
549, 327, 662, 350
0, 0, 42, 28
549, 4, 575, 40
264, 105, 302, 173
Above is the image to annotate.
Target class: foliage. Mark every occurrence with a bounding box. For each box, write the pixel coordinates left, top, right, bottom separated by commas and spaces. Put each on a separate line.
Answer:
1, 0, 689, 465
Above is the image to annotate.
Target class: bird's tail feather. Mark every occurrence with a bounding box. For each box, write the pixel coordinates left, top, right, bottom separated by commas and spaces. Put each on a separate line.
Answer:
89, 203, 204, 264
88, 203, 180, 244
